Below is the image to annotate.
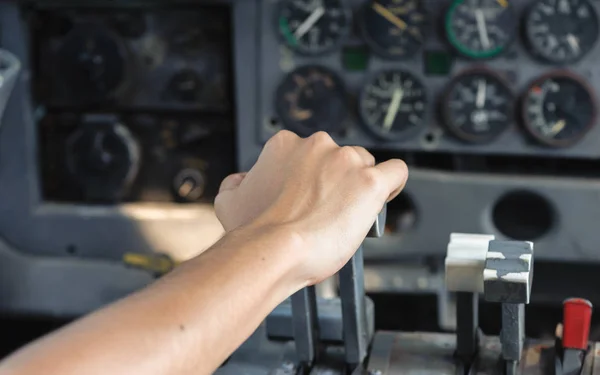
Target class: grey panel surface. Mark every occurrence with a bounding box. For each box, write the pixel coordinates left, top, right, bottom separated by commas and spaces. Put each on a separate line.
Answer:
361, 169, 600, 262
0, 236, 153, 317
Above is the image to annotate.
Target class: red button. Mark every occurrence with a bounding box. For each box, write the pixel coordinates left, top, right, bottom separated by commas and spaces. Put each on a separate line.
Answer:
562, 298, 593, 350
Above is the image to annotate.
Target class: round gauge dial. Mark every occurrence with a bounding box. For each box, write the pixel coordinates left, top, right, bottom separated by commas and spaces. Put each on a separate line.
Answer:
57, 24, 129, 102
359, 70, 427, 140
522, 72, 596, 147
445, 0, 516, 59
360, 0, 427, 59
525, 0, 599, 64
277, 0, 351, 55
275, 66, 347, 136
442, 69, 513, 143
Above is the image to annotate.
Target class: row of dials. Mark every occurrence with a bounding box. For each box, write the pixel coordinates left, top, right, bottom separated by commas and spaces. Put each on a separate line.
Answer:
277, 0, 600, 64
275, 66, 597, 147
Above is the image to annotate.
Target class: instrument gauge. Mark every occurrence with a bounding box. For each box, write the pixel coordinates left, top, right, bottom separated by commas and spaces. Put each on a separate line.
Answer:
525, 0, 599, 64
275, 65, 347, 136
442, 69, 513, 143
445, 0, 516, 59
359, 0, 427, 60
359, 70, 427, 140
522, 72, 596, 147
277, 0, 351, 55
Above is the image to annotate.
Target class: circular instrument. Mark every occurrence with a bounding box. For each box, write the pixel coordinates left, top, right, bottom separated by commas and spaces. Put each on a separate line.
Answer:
359, 70, 427, 140
57, 24, 129, 102
277, 0, 351, 55
66, 121, 140, 201
522, 72, 597, 147
359, 0, 427, 59
275, 65, 347, 136
445, 0, 516, 59
525, 0, 599, 64
441, 69, 513, 143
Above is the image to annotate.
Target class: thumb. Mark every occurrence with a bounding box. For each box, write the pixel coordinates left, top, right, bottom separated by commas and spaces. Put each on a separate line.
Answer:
219, 172, 247, 193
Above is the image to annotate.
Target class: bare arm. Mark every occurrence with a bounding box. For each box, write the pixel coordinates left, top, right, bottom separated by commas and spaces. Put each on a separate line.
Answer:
0, 226, 303, 375
0, 131, 408, 375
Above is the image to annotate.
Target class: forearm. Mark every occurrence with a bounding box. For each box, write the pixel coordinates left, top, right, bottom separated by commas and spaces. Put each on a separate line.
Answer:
0, 225, 302, 375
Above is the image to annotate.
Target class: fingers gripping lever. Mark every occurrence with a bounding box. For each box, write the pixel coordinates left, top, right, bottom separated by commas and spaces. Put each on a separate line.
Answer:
290, 205, 387, 373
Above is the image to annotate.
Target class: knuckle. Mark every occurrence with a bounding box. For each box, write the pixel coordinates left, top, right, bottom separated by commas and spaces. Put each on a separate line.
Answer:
308, 131, 333, 145
266, 130, 297, 149
338, 146, 360, 162
361, 168, 384, 192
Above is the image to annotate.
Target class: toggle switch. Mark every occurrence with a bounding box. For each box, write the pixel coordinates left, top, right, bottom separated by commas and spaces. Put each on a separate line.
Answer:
561, 298, 593, 375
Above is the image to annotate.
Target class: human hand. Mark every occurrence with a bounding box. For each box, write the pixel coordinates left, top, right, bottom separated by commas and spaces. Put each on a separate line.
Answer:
214, 131, 408, 286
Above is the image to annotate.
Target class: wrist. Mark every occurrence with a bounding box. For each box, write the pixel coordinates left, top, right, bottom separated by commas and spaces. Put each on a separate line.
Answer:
226, 222, 309, 296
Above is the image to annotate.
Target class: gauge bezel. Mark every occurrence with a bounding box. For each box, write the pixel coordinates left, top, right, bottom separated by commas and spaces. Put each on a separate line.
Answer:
441, 67, 515, 144
274, 0, 353, 56
521, 70, 598, 148
358, 0, 429, 60
445, 0, 517, 60
358, 69, 428, 141
524, 0, 600, 65
274, 65, 348, 136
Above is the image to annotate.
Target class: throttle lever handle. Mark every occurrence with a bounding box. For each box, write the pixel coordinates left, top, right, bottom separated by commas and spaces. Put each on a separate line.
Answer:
367, 204, 387, 239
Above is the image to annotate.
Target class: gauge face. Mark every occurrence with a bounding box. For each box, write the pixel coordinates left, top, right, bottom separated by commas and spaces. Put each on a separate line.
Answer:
275, 66, 347, 136
442, 70, 513, 143
360, 0, 427, 59
522, 73, 596, 147
277, 0, 351, 55
525, 0, 599, 64
57, 24, 128, 102
359, 70, 427, 140
445, 0, 516, 59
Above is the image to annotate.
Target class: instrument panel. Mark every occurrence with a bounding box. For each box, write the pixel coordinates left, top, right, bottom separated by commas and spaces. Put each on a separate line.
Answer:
257, 0, 600, 158
30, 6, 235, 204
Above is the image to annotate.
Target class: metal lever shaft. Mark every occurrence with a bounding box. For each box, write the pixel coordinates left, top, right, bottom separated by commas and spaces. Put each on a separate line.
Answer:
339, 205, 387, 368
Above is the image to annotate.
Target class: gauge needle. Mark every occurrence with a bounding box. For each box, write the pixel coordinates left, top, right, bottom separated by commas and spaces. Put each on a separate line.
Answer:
550, 119, 566, 135
294, 6, 325, 39
476, 79, 487, 108
372, 3, 408, 30
475, 9, 491, 50
383, 88, 404, 131
566, 34, 580, 53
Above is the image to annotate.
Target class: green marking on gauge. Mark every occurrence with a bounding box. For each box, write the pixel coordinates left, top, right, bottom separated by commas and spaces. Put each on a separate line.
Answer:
445, 0, 506, 59
279, 17, 298, 47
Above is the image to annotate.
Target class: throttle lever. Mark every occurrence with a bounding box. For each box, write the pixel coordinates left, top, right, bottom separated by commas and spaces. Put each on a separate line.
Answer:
340, 205, 387, 370
290, 205, 387, 372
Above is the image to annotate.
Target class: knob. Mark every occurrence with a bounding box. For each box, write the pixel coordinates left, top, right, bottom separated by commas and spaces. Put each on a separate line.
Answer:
173, 168, 205, 202
66, 120, 140, 202
168, 70, 203, 103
